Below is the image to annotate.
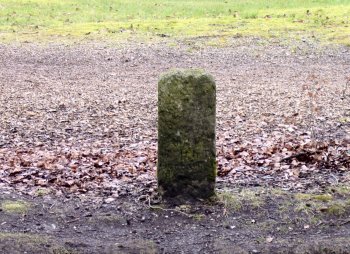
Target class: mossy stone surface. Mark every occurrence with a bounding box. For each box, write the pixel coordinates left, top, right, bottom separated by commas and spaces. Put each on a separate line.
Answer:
158, 69, 216, 199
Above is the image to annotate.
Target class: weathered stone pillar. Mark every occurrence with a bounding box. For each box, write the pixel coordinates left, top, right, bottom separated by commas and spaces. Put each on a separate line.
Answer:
158, 69, 216, 199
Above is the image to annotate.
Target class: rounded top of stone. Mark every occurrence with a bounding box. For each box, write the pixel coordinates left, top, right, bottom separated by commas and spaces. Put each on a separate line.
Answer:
159, 68, 215, 84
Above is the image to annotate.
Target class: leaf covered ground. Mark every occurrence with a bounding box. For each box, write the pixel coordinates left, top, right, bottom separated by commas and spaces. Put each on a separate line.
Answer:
0, 38, 349, 253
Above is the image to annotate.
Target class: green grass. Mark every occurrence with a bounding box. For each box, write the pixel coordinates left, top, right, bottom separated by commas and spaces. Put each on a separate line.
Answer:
217, 188, 265, 211
1, 200, 30, 214
0, 0, 350, 44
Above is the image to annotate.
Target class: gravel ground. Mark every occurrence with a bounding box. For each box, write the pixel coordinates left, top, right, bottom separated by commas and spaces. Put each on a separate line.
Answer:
0, 39, 349, 196
0, 38, 349, 253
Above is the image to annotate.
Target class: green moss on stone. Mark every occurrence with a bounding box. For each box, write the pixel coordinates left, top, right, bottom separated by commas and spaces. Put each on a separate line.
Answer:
158, 69, 216, 199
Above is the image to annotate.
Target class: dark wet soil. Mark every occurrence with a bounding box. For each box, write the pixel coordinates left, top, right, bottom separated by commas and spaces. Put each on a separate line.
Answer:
0, 186, 349, 254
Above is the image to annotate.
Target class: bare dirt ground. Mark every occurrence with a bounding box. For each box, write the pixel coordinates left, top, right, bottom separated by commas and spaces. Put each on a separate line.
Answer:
0, 38, 349, 253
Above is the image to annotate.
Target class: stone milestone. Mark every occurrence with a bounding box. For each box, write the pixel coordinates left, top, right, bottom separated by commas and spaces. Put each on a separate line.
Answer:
158, 69, 216, 199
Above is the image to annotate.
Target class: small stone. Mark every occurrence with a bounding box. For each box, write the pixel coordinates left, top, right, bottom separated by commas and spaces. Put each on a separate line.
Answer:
266, 236, 274, 243
115, 243, 124, 248
104, 197, 115, 204
319, 207, 329, 212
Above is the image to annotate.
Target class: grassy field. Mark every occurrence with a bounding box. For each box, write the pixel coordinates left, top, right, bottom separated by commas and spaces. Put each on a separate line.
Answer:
0, 0, 349, 44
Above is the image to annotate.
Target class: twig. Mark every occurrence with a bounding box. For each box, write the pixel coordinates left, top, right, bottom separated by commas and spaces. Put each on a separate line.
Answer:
147, 197, 192, 218
339, 219, 350, 226
328, 219, 350, 227
329, 174, 339, 184
65, 218, 80, 223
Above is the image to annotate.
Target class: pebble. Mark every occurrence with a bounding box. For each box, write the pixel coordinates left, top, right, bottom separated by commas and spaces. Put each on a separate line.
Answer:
104, 197, 115, 204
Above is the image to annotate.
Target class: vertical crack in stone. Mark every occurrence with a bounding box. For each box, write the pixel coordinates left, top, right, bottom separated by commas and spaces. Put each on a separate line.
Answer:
158, 69, 216, 199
